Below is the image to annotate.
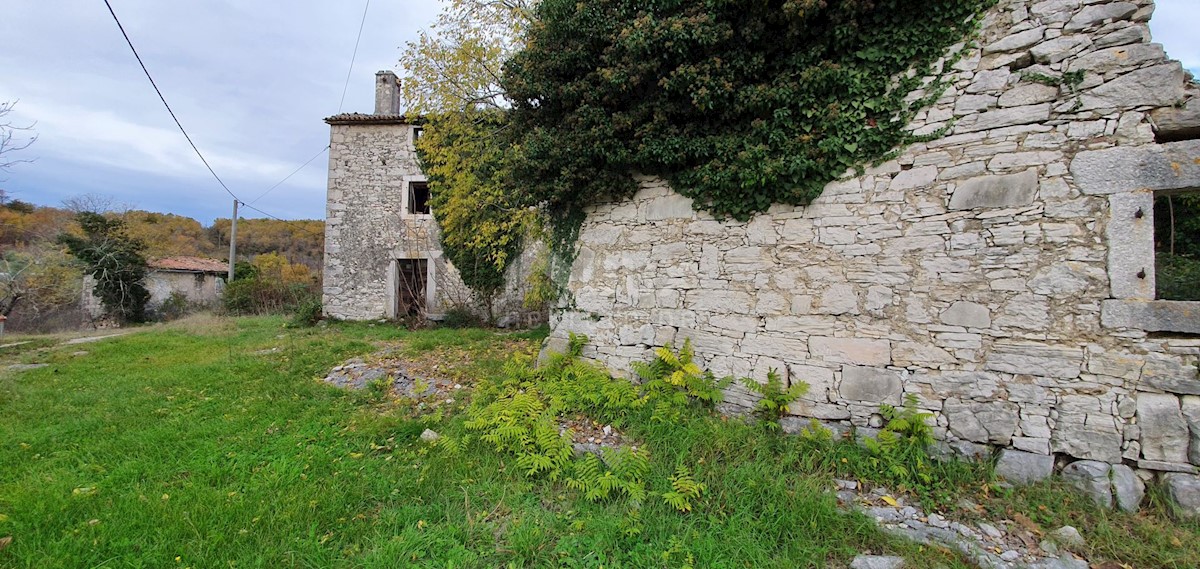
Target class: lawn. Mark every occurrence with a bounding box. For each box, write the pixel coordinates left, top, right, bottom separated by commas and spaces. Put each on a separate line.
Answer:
0, 316, 1196, 568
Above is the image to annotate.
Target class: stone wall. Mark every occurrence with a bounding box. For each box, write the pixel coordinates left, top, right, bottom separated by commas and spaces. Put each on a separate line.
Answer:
547, 0, 1200, 483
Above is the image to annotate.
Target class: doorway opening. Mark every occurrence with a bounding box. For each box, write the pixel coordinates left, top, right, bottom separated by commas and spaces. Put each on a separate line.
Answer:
397, 258, 428, 316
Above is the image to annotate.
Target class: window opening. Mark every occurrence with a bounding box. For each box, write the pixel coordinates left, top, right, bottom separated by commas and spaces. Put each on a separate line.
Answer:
412, 126, 423, 142
1154, 192, 1200, 301
408, 181, 431, 215
397, 258, 428, 316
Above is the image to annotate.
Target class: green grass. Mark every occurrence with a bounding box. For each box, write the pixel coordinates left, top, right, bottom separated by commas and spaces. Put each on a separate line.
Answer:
0, 316, 1196, 568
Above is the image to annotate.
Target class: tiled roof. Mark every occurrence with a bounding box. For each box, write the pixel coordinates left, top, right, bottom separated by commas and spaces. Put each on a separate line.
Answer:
324, 113, 424, 125
149, 256, 228, 274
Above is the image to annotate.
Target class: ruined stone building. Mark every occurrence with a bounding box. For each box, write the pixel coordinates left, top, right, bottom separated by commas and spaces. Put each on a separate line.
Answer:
322, 71, 537, 323
325, 1, 1200, 506
539, 0, 1200, 501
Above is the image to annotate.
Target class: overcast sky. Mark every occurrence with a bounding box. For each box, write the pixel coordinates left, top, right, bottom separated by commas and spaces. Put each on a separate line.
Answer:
1, 1, 1198, 224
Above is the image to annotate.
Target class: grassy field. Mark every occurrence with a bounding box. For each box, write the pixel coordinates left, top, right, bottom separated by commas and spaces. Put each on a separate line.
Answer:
0, 316, 1196, 568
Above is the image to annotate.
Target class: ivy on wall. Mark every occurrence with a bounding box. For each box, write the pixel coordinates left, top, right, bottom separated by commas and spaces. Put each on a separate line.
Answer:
503, 0, 997, 221
416, 110, 535, 317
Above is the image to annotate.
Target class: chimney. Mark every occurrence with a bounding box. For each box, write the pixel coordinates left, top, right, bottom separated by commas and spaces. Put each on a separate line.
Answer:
374, 70, 401, 115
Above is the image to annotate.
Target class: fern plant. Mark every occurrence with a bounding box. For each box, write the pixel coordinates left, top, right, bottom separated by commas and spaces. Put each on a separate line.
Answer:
567, 447, 650, 507
632, 340, 731, 421
662, 465, 706, 513
740, 368, 808, 431
861, 394, 937, 489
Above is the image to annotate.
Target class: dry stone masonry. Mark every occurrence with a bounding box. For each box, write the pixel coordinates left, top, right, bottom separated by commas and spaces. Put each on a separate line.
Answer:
545, 0, 1200, 512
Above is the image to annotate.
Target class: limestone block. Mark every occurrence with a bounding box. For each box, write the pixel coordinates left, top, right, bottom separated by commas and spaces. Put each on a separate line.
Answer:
983, 27, 1045, 54
889, 165, 939, 190
1030, 0, 1081, 22
997, 83, 1060, 108
954, 103, 1052, 133
1141, 352, 1200, 395
1138, 393, 1190, 463
1101, 300, 1200, 336
965, 69, 1012, 94
850, 555, 905, 569
1150, 97, 1200, 142
891, 341, 957, 367
1066, 43, 1166, 75
789, 363, 836, 403
1030, 35, 1089, 64
1061, 460, 1114, 508
995, 449, 1055, 484
1182, 396, 1200, 465
1064, 2, 1137, 32
944, 398, 1019, 444
1071, 140, 1200, 195
954, 94, 998, 115
686, 290, 753, 314
985, 342, 1083, 379
839, 366, 902, 405
1111, 464, 1145, 512
1105, 191, 1156, 300
1163, 473, 1200, 519
817, 284, 860, 315
1051, 410, 1123, 463
1078, 63, 1186, 111
940, 301, 991, 328
676, 329, 738, 355
741, 333, 809, 361
810, 337, 892, 366
948, 169, 1039, 210
1094, 24, 1149, 49
644, 193, 695, 221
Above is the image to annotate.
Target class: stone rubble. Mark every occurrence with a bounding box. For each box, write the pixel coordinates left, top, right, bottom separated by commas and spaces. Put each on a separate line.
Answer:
838, 479, 1090, 569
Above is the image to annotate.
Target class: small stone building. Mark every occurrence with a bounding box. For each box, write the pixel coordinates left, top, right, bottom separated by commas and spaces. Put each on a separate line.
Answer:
322, 72, 539, 323
83, 255, 227, 318
544, 0, 1200, 497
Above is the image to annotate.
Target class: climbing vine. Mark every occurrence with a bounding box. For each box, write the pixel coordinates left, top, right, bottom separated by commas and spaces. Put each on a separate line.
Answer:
503, 0, 997, 224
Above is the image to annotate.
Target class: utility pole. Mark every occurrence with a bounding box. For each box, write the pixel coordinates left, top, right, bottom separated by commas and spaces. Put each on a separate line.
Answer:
228, 199, 239, 281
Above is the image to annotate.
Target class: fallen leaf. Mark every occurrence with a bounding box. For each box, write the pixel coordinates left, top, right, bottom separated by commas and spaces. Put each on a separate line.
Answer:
0, 536, 11, 550
881, 495, 900, 507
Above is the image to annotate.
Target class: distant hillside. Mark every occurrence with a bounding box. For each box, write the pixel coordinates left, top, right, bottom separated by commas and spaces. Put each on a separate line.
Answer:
1, 201, 324, 271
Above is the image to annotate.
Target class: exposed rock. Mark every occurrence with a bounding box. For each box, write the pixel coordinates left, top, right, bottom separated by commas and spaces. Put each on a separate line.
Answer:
1163, 473, 1200, 519
1110, 464, 1145, 513
1047, 526, 1086, 550
1061, 460, 1113, 509
850, 555, 904, 569
420, 429, 440, 442
1181, 396, 1200, 465
995, 449, 1055, 484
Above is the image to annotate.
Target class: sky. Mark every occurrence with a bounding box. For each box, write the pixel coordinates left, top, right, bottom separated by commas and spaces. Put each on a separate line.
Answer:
0, 1, 1198, 224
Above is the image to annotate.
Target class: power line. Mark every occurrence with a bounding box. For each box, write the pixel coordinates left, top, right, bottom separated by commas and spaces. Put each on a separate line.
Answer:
249, 144, 330, 204
338, 0, 372, 113
102, 0, 238, 202
103, 0, 326, 242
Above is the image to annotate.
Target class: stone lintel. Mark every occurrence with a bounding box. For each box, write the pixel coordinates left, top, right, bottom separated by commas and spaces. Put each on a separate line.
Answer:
1070, 139, 1200, 195
1101, 299, 1200, 334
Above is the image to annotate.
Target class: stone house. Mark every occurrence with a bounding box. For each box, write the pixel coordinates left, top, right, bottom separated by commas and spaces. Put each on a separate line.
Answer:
540, 0, 1200, 504
83, 255, 227, 318
322, 71, 540, 324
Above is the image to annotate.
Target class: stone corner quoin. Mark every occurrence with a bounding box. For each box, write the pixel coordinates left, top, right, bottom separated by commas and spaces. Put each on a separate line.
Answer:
543, 0, 1200, 507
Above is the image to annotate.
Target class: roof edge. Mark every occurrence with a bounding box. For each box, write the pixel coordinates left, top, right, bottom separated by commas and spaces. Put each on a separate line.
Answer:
324, 113, 426, 125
